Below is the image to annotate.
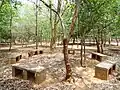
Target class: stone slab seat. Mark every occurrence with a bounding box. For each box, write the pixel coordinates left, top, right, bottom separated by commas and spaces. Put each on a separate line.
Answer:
109, 48, 120, 51
12, 63, 46, 84
28, 50, 38, 57
74, 49, 81, 54
68, 49, 81, 55
9, 54, 22, 64
28, 50, 43, 57
91, 52, 107, 61
95, 60, 117, 80
28, 51, 33, 57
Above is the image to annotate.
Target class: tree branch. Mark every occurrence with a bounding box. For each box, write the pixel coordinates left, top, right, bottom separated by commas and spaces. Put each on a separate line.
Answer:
68, 5, 78, 40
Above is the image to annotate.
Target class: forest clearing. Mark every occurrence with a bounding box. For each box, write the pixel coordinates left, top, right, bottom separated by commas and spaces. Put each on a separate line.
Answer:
0, 0, 120, 90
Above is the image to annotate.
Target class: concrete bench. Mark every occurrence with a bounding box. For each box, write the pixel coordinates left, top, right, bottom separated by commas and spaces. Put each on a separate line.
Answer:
74, 49, 81, 54
9, 54, 22, 64
91, 52, 107, 61
95, 61, 117, 80
109, 48, 120, 51
28, 50, 43, 57
68, 49, 81, 55
12, 63, 46, 84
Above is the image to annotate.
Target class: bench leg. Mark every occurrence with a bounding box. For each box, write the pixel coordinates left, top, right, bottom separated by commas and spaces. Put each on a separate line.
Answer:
12, 67, 15, 77
23, 70, 27, 80
35, 70, 46, 84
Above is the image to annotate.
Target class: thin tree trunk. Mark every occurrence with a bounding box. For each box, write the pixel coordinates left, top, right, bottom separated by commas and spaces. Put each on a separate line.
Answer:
35, 0, 38, 49
83, 36, 86, 66
108, 37, 111, 46
96, 29, 101, 53
77, 38, 79, 48
63, 39, 72, 80
68, 6, 78, 40
95, 37, 101, 53
9, 8, 13, 51
80, 37, 83, 66
40, 28, 42, 46
50, 0, 61, 51
116, 37, 119, 46
49, 0, 53, 51
63, 5, 78, 81
100, 30, 103, 54
73, 37, 75, 44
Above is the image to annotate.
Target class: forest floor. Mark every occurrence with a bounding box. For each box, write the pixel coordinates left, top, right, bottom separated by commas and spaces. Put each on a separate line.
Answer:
0, 44, 120, 90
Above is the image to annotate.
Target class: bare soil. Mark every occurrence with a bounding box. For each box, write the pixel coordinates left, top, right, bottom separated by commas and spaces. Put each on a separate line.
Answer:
0, 44, 120, 90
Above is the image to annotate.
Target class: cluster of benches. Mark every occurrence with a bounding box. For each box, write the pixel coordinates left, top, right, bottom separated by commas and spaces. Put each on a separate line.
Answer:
28, 50, 43, 57
91, 52, 117, 80
9, 49, 44, 84
10, 47, 117, 83
9, 50, 43, 64
68, 49, 117, 80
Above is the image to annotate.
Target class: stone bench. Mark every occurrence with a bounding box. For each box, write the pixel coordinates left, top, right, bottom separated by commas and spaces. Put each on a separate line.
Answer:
68, 49, 81, 55
91, 52, 107, 61
95, 60, 117, 80
9, 54, 22, 64
109, 48, 120, 51
12, 63, 46, 84
28, 50, 43, 57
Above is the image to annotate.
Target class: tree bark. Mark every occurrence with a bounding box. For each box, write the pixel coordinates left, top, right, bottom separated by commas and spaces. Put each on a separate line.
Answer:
80, 37, 83, 66
95, 37, 101, 53
68, 6, 78, 40
63, 39, 72, 80
100, 30, 103, 54
63, 5, 78, 81
9, 6, 13, 51
96, 29, 101, 53
50, 0, 61, 52
83, 36, 86, 66
35, 0, 38, 49
108, 37, 111, 46
116, 37, 119, 46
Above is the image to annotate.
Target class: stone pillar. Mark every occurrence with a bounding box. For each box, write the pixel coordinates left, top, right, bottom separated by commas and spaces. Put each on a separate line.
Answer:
12, 67, 15, 77
23, 70, 28, 80
35, 70, 46, 84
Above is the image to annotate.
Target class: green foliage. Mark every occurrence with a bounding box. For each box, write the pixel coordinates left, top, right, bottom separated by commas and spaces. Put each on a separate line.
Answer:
0, 0, 20, 42
0, 0, 119, 44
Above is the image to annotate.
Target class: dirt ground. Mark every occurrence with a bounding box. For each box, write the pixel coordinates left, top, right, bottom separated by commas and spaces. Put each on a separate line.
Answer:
0, 44, 120, 90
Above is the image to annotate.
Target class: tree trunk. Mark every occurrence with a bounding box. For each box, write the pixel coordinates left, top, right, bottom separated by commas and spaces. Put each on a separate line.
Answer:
9, 8, 13, 51
80, 37, 83, 66
83, 36, 86, 66
96, 29, 101, 53
100, 30, 103, 54
73, 37, 75, 44
116, 37, 119, 46
40, 29, 42, 46
77, 38, 79, 48
95, 37, 101, 53
100, 41, 104, 54
50, 0, 61, 52
63, 39, 72, 80
108, 37, 111, 46
35, 0, 38, 49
